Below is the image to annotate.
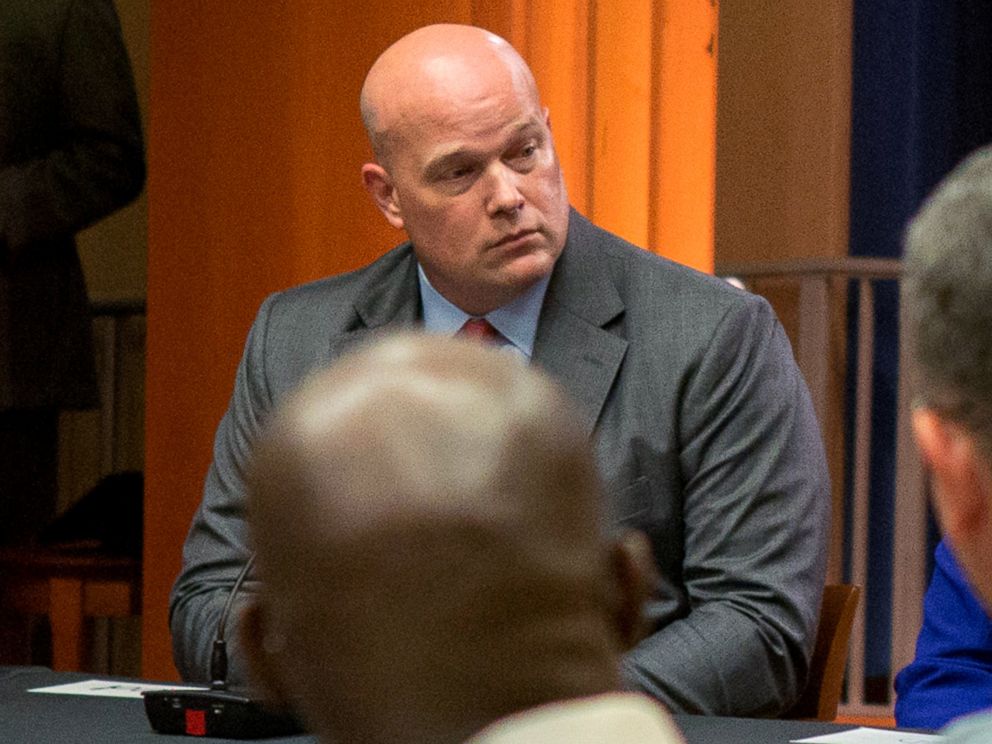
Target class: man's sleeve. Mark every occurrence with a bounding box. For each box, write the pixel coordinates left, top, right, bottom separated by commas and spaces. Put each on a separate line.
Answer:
894, 539, 992, 729
622, 296, 831, 715
169, 297, 277, 685
0, 0, 145, 257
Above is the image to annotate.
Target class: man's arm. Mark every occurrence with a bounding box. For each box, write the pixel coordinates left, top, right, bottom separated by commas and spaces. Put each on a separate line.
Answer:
623, 296, 831, 715
170, 297, 277, 685
0, 0, 145, 259
894, 539, 992, 728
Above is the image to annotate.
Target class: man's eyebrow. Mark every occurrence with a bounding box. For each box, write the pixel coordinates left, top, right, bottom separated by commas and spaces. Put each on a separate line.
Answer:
506, 120, 544, 142
422, 120, 545, 180
423, 149, 480, 180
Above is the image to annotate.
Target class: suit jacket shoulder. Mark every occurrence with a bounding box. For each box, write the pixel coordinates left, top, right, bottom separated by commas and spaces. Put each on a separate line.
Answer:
250, 242, 421, 401
535, 209, 776, 438
554, 209, 768, 335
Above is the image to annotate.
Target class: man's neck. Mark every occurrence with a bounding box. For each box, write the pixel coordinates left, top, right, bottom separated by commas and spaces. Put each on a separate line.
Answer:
417, 265, 551, 358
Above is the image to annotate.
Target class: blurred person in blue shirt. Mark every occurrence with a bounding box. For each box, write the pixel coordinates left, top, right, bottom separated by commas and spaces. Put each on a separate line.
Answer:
895, 538, 992, 728
901, 144, 992, 742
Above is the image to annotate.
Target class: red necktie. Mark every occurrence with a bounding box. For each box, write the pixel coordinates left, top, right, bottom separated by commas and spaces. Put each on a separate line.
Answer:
457, 317, 504, 344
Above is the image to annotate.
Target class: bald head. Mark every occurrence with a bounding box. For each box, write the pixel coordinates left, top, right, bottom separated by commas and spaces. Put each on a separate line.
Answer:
357, 24, 570, 316
251, 333, 598, 543
361, 24, 538, 166
244, 335, 648, 744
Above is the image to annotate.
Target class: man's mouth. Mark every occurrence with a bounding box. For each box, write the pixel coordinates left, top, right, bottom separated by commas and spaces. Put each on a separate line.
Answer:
493, 229, 538, 247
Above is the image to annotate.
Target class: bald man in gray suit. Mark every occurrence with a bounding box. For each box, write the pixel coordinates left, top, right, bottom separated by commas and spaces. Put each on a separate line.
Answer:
170, 24, 829, 717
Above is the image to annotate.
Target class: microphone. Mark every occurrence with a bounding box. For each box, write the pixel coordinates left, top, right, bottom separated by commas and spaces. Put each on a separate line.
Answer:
143, 554, 303, 738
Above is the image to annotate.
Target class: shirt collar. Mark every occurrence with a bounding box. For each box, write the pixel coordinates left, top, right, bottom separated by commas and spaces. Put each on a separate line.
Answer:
417, 264, 550, 359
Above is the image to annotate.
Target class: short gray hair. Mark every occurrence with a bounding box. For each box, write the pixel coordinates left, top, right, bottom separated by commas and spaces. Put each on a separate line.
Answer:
358, 89, 388, 166
903, 144, 992, 451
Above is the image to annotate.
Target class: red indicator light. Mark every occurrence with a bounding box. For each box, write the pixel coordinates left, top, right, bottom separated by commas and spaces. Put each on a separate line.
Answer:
185, 708, 207, 736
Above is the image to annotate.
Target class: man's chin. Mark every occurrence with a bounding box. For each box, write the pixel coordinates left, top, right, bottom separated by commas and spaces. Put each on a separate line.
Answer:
499, 256, 557, 291
456, 270, 551, 315
503, 239, 561, 274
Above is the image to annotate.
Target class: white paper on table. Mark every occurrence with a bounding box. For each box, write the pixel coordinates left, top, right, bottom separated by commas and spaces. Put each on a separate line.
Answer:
28, 678, 206, 699
792, 726, 944, 743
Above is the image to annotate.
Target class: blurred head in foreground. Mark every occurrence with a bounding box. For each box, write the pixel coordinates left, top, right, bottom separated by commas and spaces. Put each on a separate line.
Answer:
904, 145, 992, 612
242, 334, 664, 744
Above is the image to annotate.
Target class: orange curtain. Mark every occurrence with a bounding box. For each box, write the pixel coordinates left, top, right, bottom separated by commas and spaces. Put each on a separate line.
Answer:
145, 0, 717, 679
485, 0, 718, 269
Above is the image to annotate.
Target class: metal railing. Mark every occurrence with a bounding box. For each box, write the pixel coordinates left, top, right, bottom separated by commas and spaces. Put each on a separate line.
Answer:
717, 257, 923, 717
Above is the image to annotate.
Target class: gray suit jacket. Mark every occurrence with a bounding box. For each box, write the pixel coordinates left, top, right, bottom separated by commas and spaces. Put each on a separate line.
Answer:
170, 211, 830, 716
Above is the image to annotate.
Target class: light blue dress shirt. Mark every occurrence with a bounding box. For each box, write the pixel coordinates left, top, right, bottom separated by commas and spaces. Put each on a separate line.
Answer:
417, 264, 550, 359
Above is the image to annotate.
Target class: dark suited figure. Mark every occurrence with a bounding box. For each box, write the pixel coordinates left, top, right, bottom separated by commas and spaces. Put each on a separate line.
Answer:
0, 0, 145, 547
172, 24, 829, 716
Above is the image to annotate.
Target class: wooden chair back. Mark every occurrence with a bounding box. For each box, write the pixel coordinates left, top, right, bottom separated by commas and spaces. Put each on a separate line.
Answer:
784, 583, 861, 720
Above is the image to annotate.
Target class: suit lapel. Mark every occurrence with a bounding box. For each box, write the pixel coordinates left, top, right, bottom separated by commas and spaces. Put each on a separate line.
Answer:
533, 212, 627, 438
327, 243, 422, 360
325, 225, 628, 439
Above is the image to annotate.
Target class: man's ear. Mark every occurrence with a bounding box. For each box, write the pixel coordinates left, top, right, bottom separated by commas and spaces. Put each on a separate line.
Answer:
609, 530, 658, 650
240, 600, 294, 713
361, 163, 404, 230
912, 407, 988, 543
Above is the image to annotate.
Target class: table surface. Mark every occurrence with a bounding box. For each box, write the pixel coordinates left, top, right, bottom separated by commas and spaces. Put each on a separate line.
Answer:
1, 666, 865, 743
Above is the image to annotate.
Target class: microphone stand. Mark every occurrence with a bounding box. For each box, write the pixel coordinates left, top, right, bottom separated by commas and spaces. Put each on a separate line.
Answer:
143, 554, 302, 738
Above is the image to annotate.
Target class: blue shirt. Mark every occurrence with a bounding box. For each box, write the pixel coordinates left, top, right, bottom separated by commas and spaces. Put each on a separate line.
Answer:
417, 264, 550, 359
894, 538, 992, 729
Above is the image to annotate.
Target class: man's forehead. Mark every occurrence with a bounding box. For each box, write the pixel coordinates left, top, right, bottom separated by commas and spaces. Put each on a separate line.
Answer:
419, 116, 545, 167
381, 76, 545, 173
367, 34, 540, 137
385, 57, 534, 121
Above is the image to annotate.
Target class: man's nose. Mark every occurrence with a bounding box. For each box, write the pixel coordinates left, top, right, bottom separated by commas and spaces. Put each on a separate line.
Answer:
485, 164, 525, 217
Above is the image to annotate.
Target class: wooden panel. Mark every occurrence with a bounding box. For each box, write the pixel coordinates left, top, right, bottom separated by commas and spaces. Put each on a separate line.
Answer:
50, 578, 84, 671
84, 581, 139, 616
715, 1, 852, 264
